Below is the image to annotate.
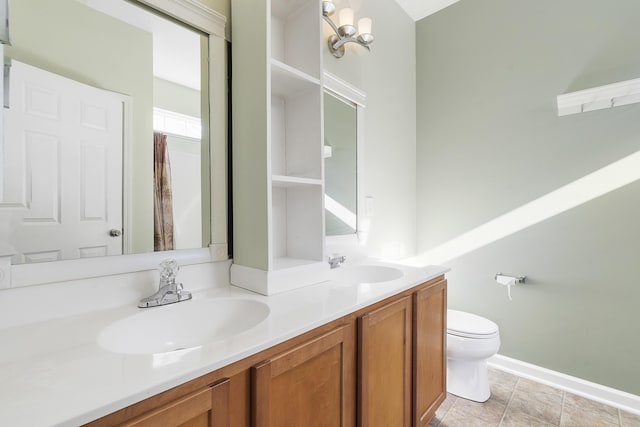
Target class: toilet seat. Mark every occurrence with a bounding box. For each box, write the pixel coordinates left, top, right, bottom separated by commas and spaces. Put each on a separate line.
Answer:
447, 310, 499, 339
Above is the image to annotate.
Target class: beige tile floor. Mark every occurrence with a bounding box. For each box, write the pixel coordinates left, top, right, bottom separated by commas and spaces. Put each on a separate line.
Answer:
430, 368, 640, 427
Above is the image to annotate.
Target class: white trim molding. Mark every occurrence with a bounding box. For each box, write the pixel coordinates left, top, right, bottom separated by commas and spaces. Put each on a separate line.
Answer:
323, 71, 366, 107
489, 354, 640, 415
557, 77, 640, 116
11, 248, 213, 288
230, 261, 330, 296
136, 0, 226, 39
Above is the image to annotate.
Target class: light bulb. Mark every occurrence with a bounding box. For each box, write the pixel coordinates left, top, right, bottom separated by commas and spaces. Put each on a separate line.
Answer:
358, 17, 372, 35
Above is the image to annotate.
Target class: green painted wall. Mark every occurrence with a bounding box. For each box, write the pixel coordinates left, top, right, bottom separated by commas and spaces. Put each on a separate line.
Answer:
8, 0, 154, 254
230, 0, 269, 270
416, 0, 640, 394
323, 0, 416, 259
154, 77, 201, 118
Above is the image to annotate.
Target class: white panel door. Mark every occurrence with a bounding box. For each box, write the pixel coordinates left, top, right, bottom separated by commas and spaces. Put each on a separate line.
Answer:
0, 60, 124, 263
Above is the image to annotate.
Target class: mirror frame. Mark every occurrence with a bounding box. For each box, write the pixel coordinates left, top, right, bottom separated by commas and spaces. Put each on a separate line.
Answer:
323, 71, 366, 243
0, 0, 228, 289
0, 0, 7, 45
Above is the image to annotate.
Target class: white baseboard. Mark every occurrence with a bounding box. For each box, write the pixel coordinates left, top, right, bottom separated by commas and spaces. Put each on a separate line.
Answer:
489, 354, 640, 415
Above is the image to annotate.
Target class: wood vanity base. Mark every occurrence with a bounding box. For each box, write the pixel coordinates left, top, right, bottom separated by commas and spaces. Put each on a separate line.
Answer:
84, 276, 447, 427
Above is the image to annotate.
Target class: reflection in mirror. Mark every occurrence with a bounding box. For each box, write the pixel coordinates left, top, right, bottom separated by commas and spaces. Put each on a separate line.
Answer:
324, 91, 357, 236
0, 0, 211, 265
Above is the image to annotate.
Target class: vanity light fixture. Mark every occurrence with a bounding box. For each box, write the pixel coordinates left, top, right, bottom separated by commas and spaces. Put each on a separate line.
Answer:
322, 1, 374, 59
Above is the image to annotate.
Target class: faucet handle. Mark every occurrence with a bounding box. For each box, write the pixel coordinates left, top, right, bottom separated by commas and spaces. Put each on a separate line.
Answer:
159, 259, 180, 284
328, 254, 346, 269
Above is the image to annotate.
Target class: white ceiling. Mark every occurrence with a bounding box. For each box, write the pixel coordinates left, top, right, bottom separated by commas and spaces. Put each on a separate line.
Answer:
393, 0, 462, 21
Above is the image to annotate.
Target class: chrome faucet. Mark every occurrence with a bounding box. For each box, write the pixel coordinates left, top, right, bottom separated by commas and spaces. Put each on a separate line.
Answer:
328, 254, 347, 269
138, 259, 192, 308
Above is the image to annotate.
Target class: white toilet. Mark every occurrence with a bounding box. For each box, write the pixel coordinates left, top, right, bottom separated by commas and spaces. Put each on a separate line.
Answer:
446, 309, 500, 402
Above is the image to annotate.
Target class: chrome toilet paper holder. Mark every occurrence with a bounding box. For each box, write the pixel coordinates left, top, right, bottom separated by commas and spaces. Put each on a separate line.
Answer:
495, 273, 526, 284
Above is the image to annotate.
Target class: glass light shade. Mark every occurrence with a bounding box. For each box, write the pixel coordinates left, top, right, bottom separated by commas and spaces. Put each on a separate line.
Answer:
339, 8, 354, 27
358, 17, 372, 35
322, 0, 335, 16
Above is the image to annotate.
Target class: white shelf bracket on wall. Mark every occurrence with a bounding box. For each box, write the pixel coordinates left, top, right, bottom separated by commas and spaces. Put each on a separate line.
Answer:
557, 77, 640, 116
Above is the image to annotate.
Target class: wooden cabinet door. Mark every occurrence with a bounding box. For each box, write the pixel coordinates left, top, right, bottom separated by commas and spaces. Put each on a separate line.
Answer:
358, 296, 412, 427
251, 325, 355, 427
413, 279, 447, 426
121, 378, 230, 427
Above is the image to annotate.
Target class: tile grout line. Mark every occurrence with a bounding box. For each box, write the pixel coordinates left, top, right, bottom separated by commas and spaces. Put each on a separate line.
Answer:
559, 390, 567, 426
432, 407, 441, 427
618, 407, 622, 426
498, 376, 520, 426
432, 395, 455, 427
440, 396, 457, 426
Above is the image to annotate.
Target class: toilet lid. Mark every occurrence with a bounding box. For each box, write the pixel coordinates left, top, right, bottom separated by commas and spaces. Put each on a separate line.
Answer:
447, 310, 499, 339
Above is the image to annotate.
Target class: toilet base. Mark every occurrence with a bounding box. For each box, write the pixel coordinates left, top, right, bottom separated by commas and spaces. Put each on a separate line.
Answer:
447, 358, 491, 402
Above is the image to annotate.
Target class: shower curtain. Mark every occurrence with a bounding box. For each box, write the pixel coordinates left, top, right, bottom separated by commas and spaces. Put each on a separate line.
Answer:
154, 132, 175, 251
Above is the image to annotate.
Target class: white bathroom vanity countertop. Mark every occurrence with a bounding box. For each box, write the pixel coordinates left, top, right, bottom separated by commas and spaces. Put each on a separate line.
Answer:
0, 262, 448, 427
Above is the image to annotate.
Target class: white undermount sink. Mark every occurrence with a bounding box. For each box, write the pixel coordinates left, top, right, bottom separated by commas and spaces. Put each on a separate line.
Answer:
335, 265, 404, 284
98, 298, 270, 355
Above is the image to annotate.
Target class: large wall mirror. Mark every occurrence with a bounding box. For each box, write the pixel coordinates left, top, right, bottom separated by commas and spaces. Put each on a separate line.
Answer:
0, 0, 228, 288
323, 72, 365, 239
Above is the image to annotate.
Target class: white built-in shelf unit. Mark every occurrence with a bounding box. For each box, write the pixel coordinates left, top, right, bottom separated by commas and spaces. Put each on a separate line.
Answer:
231, 0, 326, 295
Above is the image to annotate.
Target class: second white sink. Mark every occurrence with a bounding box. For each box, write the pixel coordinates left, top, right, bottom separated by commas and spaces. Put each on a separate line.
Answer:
335, 265, 404, 284
98, 298, 270, 355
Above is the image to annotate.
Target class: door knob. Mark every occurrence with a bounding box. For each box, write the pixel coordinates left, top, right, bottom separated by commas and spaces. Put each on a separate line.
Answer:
109, 229, 122, 237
